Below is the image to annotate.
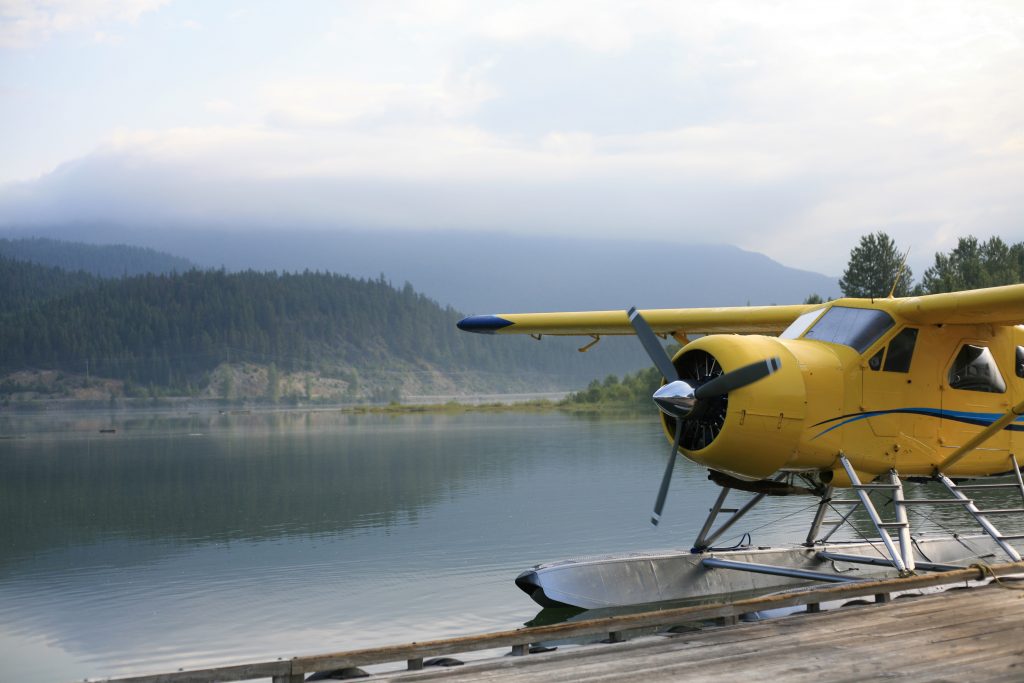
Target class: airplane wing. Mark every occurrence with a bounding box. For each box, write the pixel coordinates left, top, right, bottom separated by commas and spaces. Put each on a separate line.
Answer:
896, 283, 1024, 326
457, 304, 818, 337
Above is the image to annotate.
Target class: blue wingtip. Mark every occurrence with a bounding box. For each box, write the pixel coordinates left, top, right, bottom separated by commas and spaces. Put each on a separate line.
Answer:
457, 315, 514, 334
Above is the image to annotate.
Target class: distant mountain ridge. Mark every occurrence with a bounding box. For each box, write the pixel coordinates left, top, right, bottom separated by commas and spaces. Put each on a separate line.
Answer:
0, 236, 194, 277
0, 226, 841, 312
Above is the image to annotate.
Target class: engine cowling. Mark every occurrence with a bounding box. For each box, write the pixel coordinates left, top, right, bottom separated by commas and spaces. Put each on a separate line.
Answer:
661, 335, 807, 480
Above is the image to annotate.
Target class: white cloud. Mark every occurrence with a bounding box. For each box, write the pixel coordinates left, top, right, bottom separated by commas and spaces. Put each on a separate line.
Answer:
0, 0, 168, 48
2, 1, 1023, 274
472, 2, 638, 53
203, 98, 235, 115
259, 72, 497, 130
90, 28, 122, 44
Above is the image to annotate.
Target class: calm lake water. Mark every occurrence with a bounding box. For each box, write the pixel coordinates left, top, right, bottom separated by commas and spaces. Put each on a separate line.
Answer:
1, 409, 1020, 681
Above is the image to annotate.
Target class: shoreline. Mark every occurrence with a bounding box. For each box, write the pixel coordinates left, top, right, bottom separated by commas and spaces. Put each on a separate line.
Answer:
0, 394, 650, 417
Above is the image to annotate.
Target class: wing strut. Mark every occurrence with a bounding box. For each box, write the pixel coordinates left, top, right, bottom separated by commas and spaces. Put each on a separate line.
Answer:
936, 397, 1024, 472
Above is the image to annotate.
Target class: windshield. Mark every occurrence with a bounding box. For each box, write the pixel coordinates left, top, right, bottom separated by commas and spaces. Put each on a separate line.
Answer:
779, 307, 825, 340
801, 306, 894, 353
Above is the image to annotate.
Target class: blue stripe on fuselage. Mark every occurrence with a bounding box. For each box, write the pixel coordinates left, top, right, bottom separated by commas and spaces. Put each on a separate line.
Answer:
810, 407, 1024, 440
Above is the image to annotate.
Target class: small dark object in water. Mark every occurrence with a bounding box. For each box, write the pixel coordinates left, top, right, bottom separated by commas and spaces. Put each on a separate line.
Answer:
99, 428, 116, 434
841, 599, 872, 607
306, 667, 369, 680
424, 657, 464, 667
529, 645, 557, 654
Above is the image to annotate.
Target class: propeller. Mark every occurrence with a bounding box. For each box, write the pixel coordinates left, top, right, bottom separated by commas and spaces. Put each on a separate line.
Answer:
693, 357, 781, 401
627, 307, 679, 383
650, 419, 683, 526
626, 307, 781, 526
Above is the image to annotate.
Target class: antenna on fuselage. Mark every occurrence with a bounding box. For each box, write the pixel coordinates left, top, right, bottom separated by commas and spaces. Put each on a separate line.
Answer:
887, 247, 912, 298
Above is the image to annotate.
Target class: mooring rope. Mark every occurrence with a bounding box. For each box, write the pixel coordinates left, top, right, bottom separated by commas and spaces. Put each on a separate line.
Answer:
969, 562, 1024, 591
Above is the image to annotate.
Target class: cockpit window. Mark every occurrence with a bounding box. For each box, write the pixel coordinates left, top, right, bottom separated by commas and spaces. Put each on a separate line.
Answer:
800, 306, 895, 353
779, 307, 825, 340
948, 344, 1006, 393
883, 328, 918, 373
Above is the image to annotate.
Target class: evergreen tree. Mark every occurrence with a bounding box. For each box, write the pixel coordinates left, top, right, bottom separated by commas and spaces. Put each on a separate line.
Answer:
838, 232, 913, 298
920, 236, 1024, 293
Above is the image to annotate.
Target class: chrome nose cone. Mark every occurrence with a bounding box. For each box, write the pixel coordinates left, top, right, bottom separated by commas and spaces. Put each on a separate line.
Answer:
653, 380, 697, 419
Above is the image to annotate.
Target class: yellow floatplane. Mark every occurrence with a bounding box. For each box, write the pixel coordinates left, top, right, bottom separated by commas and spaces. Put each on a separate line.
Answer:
459, 285, 1024, 608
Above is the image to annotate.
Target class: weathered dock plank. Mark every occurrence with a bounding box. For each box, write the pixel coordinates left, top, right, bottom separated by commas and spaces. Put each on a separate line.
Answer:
383, 584, 1024, 682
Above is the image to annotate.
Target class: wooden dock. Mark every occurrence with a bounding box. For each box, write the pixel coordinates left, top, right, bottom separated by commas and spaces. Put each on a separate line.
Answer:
94, 562, 1024, 683
392, 582, 1024, 682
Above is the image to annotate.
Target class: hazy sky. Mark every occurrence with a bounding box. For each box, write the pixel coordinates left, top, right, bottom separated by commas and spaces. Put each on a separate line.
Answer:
1, 1, 1022, 274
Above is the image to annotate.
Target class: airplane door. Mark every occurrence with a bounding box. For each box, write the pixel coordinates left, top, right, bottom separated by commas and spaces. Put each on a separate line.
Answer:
861, 327, 920, 438
940, 339, 1011, 453
861, 353, 901, 437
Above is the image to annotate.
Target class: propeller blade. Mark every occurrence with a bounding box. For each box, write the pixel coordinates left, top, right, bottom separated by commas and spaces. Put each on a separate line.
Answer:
627, 307, 679, 383
652, 418, 684, 526
694, 357, 781, 400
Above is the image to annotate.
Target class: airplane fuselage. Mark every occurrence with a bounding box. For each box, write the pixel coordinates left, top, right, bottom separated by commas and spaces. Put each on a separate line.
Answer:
673, 299, 1024, 484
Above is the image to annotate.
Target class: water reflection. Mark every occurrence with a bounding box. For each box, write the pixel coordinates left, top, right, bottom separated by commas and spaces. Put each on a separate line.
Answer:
0, 411, 544, 566
1, 410, 1020, 682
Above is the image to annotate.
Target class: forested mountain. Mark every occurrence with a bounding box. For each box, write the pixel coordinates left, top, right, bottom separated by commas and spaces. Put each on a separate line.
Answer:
0, 237, 194, 277
0, 260, 641, 399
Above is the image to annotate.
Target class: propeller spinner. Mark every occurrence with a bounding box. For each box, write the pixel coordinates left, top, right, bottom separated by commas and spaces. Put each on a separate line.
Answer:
626, 307, 781, 526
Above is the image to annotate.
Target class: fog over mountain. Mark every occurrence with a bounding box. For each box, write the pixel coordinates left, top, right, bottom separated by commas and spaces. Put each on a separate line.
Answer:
0, 236, 195, 277
1, 225, 840, 314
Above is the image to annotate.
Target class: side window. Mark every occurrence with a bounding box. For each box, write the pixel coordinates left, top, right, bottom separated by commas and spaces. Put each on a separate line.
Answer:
883, 328, 918, 373
1016, 346, 1024, 378
868, 348, 884, 371
948, 344, 1006, 393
